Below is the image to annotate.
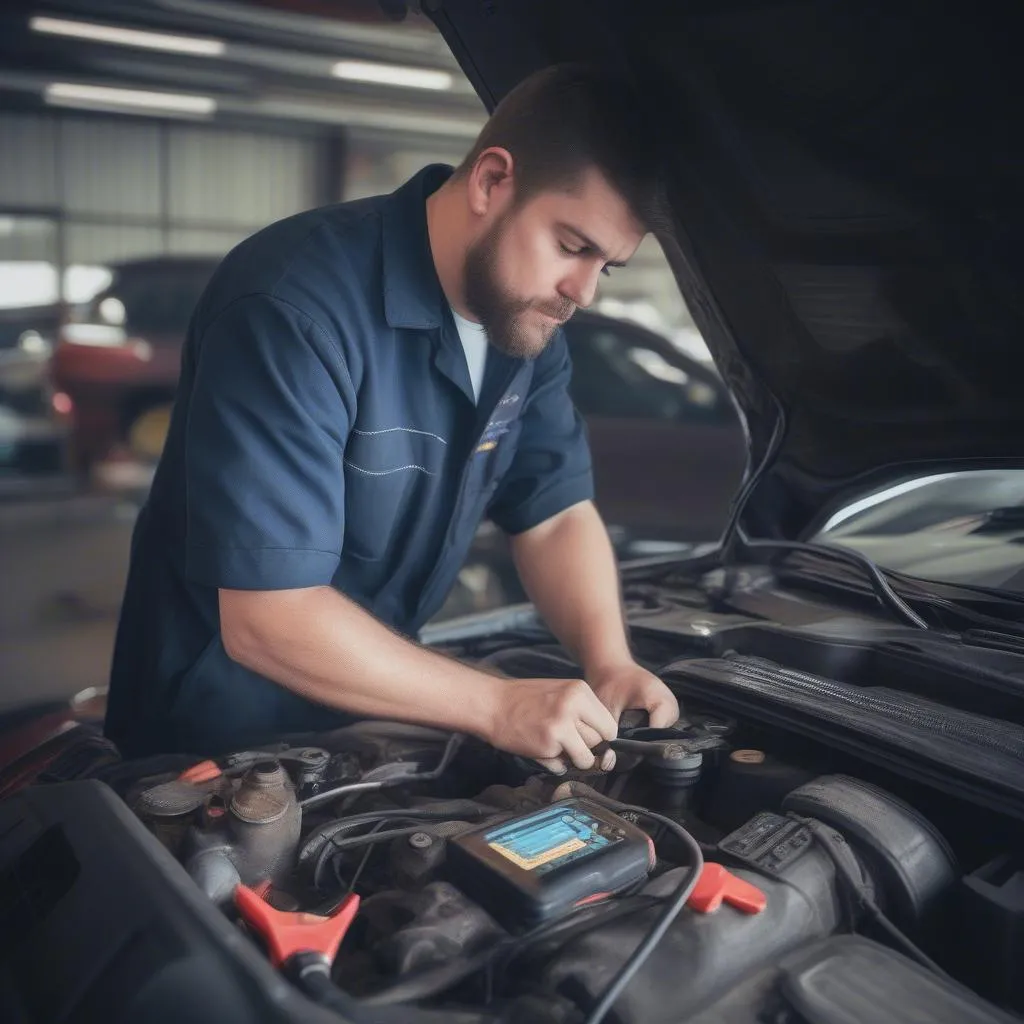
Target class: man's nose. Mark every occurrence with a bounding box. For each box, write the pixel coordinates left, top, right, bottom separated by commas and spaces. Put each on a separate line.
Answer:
559, 263, 603, 310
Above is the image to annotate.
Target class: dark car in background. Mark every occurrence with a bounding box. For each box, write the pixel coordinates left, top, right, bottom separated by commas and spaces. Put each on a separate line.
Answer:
567, 309, 743, 543
50, 254, 745, 538
454, 310, 745, 611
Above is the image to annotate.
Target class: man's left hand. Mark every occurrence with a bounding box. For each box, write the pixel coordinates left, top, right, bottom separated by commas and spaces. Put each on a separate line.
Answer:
587, 661, 679, 730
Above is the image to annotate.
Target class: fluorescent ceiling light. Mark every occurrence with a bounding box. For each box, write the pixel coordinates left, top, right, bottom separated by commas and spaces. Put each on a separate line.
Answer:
331, 60, 453, 91
45, 83, 216, 116
29, 15, 225, 56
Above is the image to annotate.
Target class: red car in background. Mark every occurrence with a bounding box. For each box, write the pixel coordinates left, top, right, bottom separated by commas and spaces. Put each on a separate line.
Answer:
51, 257, 215, 477
51, 255, 745, 542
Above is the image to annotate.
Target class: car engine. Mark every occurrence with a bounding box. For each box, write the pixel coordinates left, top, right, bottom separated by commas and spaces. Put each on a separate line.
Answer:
3, 625, 1023, 1024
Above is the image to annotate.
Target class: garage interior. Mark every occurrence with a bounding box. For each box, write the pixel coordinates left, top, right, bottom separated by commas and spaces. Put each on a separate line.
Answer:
2, 4, 1024, 1022
0, 0, 725, 711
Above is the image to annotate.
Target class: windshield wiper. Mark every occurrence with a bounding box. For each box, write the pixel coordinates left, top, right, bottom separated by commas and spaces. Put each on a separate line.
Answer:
962, 629, 1024, 655
733, 536, 1024, 638
733, 533, 931, 630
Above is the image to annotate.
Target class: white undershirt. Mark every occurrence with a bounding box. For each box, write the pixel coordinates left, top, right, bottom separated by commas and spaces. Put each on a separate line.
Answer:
451, 307, 489, 403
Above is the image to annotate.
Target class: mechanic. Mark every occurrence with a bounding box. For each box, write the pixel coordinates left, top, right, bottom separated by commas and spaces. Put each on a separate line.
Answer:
105, 63, 679, 771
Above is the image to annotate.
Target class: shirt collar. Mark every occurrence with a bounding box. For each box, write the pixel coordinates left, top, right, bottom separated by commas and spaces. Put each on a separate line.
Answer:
381, 163, 454, 331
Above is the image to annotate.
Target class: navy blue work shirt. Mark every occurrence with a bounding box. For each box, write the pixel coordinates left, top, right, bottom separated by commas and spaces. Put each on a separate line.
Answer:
105, 165, 594, 758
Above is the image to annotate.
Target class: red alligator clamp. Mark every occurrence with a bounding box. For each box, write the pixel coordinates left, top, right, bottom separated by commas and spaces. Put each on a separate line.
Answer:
687, 863, 768, 915
235, 884, 360, 969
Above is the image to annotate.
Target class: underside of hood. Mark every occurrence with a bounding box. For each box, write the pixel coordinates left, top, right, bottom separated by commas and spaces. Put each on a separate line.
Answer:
423, 0, 1024, 538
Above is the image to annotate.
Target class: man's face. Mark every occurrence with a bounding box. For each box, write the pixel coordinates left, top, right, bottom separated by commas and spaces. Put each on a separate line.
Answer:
463, 167, 645, 360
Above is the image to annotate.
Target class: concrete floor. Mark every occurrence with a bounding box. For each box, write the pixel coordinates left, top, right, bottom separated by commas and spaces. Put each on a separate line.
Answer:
0, 486, 511, 713
0, 493, 137, 710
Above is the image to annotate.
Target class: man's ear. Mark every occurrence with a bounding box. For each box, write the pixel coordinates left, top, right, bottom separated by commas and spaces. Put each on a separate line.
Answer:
466, 147, 515, 217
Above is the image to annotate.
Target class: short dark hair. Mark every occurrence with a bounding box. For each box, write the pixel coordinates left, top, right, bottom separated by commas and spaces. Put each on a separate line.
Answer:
456, 63, 668, 231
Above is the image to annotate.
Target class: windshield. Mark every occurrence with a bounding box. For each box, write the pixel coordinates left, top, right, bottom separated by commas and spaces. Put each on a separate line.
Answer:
813, 470, 1024, 596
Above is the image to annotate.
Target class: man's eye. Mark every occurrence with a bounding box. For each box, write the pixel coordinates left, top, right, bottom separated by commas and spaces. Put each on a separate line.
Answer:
559, 241, 611, 275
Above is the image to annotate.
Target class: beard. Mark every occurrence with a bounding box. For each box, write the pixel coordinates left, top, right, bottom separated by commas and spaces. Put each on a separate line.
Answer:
463, 216, 575, 360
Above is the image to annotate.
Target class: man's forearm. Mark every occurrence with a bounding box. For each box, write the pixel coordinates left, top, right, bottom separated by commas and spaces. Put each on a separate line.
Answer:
219, 585, 504, 738
509, 500, 633, 674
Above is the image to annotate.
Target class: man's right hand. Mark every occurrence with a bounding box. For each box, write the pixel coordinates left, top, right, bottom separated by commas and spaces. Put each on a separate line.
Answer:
219, 588, 618, 773
486, 677, 619, 773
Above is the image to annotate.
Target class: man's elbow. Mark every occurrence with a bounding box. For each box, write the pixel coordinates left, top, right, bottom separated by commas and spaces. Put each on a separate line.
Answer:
219, 590, 264, 667
218, 587, 322, 667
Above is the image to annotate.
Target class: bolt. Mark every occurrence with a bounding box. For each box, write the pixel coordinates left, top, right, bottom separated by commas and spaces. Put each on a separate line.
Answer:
409, 832, 433, 850
731, 749, 766, 765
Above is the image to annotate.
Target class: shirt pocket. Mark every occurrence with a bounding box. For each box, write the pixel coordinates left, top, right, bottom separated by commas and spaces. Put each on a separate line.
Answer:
342, 427, 446, 561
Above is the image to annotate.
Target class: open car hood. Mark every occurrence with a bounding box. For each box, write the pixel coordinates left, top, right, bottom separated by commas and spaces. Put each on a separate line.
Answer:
423, 0, 1024, 539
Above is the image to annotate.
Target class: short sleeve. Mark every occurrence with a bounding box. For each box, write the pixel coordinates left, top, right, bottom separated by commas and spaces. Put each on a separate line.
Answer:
184, 293, 354, 590
487, 332, 595, 534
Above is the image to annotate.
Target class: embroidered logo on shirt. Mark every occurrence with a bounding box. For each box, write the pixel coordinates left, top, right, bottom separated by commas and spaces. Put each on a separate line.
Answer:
475, 420, 511, 453
474, 389, 521, 454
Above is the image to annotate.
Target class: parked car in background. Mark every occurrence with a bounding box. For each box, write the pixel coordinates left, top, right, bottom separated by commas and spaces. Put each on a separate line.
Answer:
0, 305, 70, 480
0, 303, 64, 356
565, 309, 744, 544
50, 256, 215, 477
49, 254, 745, 537
446, 311, 745, 614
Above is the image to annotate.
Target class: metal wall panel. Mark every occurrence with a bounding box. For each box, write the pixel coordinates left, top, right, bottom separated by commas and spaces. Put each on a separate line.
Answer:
66, 223, 164, 265
0, 217, 58, 262
167, 127, 320, 227
344, 131, 468, 201
0, 114, 59, 207
167, 227, 250, 256
60, 118, 162, 219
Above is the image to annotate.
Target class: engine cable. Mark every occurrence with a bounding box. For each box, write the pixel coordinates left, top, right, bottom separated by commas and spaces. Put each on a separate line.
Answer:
798, 816, 950, 978
299, 734, 464, 812
301, 802, 496, 869
343, 819, 391, 895
739, 533, 931, 630
551, 782, 705, 1024
306, 806, 493, 889
709, 396, 931, 632
361, 896, 662, 1008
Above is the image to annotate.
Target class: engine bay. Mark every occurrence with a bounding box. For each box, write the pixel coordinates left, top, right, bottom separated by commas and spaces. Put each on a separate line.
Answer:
127, 724, 977, 1024
4, 580, 1024, 1023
